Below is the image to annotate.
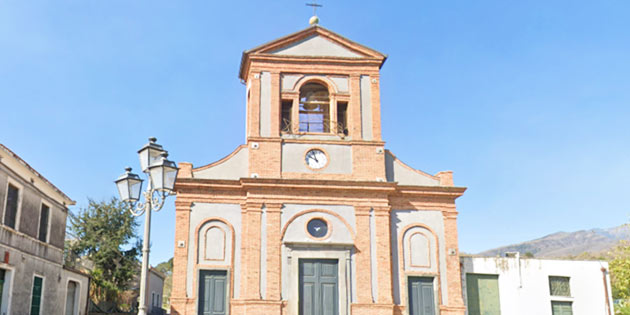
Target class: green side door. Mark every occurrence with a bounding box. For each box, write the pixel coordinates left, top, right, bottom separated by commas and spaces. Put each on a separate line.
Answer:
0, 269, 5, 311
299, 259, 339, 315
30, 276, 43, 315
198, 270, 227, 315
466, 274, 501, 315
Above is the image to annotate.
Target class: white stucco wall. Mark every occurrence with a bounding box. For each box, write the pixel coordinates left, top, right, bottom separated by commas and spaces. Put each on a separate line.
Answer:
384, 151, 440, 186
461, 256, 614, 315
271, 35, 363, 58
193, 147, 248, 180
281, 143, 352, 174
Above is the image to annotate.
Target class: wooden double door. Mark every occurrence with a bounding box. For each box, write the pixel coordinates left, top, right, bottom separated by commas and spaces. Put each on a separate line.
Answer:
198, 270, 228, 315
299, 259, 339, 315
408, 277, 436, 315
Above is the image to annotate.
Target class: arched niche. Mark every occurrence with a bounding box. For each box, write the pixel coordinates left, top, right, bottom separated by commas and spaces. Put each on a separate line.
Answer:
197, 220, 232, 265
402, 226, 438, 272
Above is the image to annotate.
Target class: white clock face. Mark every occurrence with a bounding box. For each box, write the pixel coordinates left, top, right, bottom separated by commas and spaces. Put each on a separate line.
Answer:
305, 149, 328, 169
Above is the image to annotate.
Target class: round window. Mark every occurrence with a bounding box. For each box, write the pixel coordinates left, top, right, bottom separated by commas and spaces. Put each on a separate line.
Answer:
306, 218, 328, 238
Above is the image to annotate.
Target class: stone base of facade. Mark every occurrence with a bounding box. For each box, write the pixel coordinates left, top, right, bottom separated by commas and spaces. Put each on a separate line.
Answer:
351, 303, 395, 315
439, 305, 467, 315
170, 297, 194, 315
231, 299, 284, 314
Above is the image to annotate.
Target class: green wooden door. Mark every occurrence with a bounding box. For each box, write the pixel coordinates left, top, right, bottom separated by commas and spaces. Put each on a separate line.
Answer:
0, 269, 5, 311
408, 277, 435, 315
299, 259, 338, 315
198, 270, 227, 315
30, 276, 43, 315
466, 274, 501, 315
551, 301, 573, 315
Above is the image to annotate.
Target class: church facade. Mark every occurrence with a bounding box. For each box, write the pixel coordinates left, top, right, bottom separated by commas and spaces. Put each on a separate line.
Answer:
171, 25, 466, 315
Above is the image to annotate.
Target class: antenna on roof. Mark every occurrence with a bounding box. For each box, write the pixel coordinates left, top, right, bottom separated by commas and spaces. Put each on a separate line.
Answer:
306, 1, 322, 25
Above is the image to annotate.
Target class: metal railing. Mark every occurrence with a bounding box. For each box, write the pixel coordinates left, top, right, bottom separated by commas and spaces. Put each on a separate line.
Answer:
282, 118, 348, 136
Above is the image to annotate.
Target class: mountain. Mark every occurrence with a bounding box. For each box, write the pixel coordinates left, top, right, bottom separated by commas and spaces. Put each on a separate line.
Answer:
478, 225, 630, 258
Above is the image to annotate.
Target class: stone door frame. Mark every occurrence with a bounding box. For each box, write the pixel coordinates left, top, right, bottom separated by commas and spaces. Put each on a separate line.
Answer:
285, 244, 351, 315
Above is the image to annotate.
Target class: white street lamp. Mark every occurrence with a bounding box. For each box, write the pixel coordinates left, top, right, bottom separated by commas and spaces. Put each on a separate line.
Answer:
115, 137, 178, 315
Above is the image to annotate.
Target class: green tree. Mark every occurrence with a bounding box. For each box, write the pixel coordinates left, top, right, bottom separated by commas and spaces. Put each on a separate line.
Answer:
610, 241, 630, 301
66, 198, 141, 303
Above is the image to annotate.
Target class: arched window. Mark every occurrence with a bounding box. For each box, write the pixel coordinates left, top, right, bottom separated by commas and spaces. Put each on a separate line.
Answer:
299, 82, 330, 132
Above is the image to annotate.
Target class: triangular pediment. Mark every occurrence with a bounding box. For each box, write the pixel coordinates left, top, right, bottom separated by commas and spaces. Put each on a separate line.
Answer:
239, 26, 386, 79
249, 26, 385, 59
269, 34, 365, 58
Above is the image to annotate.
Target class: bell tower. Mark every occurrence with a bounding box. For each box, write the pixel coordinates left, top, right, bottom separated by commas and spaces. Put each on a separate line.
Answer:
239, 25, 388, 181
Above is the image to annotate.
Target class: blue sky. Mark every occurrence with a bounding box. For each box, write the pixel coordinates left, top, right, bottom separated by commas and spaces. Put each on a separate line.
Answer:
1, 1, 629, 265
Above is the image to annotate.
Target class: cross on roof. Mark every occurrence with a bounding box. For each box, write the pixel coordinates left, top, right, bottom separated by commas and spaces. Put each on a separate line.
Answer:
306, 1, 322, 16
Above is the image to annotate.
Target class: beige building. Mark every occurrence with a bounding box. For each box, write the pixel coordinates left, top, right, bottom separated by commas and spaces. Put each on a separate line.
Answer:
146, 267, 166, 315
171, 25, 467, 315
0, 144, 89, 315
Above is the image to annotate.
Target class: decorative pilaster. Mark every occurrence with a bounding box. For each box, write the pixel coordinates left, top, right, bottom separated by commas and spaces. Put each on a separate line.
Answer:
265, 203, 283, 300
248, 72, 261, 138
349, 74, 362, 139
170, 200, 192, 315
443, 210, 466, 314
373, 205, 393, 304
269, 72, 281, 137
354, 205, 373, 303
240, 202, 264, 299
370, 74, 382, 141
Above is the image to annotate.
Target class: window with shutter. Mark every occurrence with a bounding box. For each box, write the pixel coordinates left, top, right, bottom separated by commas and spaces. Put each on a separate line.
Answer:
38, 204, 49, 242
549, 276, 571, 297
551, 301, 573, 315
4, 184, 19, 229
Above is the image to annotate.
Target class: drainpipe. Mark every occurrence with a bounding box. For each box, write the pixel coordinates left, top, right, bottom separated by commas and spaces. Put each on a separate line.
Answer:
601, 266, 612, 315
506, 252, 522, 288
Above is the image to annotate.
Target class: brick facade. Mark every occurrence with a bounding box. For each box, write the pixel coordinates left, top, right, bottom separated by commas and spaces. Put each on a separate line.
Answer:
170, 25, 466, 315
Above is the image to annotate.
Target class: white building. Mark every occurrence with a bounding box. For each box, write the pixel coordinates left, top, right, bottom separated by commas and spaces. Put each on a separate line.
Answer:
145, 267, 165, 315
461, 255, 614, 315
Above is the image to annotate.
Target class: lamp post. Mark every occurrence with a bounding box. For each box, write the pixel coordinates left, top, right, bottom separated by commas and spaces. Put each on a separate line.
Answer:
115, 137, 178, 315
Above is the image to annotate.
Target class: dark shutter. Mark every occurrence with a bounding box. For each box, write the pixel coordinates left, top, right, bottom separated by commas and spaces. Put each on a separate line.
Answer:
4, 184, 19, 229
38, 204, 49, 242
